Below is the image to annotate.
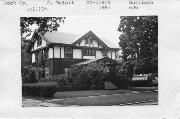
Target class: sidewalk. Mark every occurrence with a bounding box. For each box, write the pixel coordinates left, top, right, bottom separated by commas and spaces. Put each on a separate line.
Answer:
22, 98, 60, 107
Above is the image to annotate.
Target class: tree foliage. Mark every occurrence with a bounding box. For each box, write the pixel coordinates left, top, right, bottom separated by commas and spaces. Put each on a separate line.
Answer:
118, 16, 158, 74
20, 17, 65, 38
21, 17, 65, 82
70, 63, 108, 90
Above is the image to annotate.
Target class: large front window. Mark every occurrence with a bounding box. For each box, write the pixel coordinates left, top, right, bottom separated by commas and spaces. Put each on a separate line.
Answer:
64, 47, 73, 58
83, 49, 95, 56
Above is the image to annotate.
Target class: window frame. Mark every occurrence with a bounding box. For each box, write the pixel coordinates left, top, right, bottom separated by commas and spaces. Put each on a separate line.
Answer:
83, 49, 96, 56
37, 36, 42, 47
64, 47, 73, 58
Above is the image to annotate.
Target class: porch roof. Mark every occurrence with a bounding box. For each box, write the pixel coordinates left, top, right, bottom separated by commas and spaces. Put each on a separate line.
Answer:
73, 57, 116, 66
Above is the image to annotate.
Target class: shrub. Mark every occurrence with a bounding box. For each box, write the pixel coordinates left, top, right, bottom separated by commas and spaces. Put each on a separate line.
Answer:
106, 61, 130, 89
71, 63, 108, 90
131, 80, 150, 87
147, 73, 158, 86
22, 82, 58, 98
55, 74, 72, 91
22, 65, 42, 84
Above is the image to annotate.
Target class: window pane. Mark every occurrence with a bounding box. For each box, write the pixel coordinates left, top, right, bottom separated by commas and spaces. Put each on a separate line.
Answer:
65, 47, 73, 58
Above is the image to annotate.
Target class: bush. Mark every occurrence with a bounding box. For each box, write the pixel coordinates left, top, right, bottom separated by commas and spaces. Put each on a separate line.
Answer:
147, 73, 158, 86
22, 82, 58, 98
22, 65, 41, 84
55, 74, 72, 91
105, 62, 130, 89
71, 63, 108, 90
131, 80, 150, 87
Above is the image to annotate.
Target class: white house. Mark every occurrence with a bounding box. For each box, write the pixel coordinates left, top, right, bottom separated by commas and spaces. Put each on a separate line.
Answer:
28, 30, 119, 78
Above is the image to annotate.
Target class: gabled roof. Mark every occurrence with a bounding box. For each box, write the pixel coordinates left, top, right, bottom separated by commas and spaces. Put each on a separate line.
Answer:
43, 30, 119, 49
101, 37, 119, 49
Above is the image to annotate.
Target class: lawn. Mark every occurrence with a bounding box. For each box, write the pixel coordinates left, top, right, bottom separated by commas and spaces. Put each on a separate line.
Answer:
54, 90, 132, 99
23, 87, 158, 106
50, 91, 158, 106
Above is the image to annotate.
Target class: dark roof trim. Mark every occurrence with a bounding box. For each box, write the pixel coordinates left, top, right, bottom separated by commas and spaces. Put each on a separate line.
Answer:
73, 31, 109, 49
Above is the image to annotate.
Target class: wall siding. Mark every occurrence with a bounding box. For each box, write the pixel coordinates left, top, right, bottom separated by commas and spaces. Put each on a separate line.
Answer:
112, 51, 116, 60
83, 56, 96, 59
33, 38, 46, 51
61, 47, 64, 58
54, 46, 60, 58
93, 40, 98, 47
48, 48, 53, 58
32, 53, 35, 63
73, 49, 82, 59
96, 50, 103, 59
99, 45, 103, 48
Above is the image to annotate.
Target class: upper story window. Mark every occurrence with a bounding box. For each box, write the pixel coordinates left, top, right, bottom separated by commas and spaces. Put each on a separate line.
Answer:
85, 35, 94, 46
64, 47, 73, 58
83, 49, 95, 56
37, 36, 42, 47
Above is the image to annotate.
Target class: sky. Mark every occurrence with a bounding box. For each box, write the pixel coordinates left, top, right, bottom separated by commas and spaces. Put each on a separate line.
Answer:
27, 16, 121, 47
59, 16, 121, 46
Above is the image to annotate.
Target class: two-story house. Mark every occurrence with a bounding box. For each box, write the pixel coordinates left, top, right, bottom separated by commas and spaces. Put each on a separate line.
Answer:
28, 30, 119, 79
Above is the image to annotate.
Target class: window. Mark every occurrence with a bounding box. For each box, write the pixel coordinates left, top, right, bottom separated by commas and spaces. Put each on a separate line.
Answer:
37, 36, 42, 47
39, 50, 43, 60
85, 35, 93, 44
44, 49, 49, 59
64, 47, 73, 58
83, 49, 95, 56
90, 39, 93, 44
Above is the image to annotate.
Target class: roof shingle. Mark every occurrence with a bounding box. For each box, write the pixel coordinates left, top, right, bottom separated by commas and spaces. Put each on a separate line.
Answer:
43, 31, 119, 49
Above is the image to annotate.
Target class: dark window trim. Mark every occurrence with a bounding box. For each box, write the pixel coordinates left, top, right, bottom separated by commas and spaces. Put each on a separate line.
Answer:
64, 46, 73, 58
60, 47, 61, 58
37, 35, 42, 47
53, 46, 54, 58
83, 49, 96, 56
35, 51, 38, 62
111, 51, 112, 59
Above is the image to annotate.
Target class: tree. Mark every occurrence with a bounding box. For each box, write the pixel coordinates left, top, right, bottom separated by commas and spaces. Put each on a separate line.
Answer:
118, 16, 158, 74
21, 17, 65, 82
20, 17, 65, 38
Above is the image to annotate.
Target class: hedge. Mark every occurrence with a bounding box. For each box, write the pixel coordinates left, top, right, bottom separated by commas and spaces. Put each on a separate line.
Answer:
22, 82, 58, 98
